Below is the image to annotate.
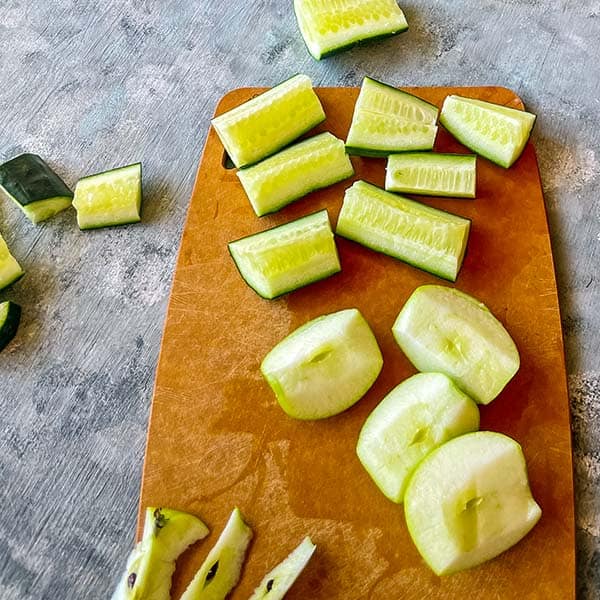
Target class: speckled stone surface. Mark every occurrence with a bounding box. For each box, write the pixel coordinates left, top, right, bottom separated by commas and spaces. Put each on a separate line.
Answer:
0, 1, 597, 598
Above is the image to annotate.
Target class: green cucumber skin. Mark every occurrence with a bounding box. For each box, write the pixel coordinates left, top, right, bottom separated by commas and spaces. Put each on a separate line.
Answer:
235, 118, 327, 170
78, 216, 142, 231
336, 232, 464, 282
362, 77, 439, 113
77, 162, 142, 183
306, 27, 409, 60
439, 112, 537, 169
0, 301, 21, 352
345, 146, 434, 158
254, 176, 351, 217
0, 153, 73, 206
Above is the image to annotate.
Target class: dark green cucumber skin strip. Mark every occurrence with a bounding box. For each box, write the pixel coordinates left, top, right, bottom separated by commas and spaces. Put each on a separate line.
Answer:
235, 118, 327, 170
438, 117, 536, 169
346, 146, 434, 158
79, 217, 142, 231
0, 153, 72, 206
255, 174, 353, 217
0, 302, 21, 352
335, 232, 466, 282
306, 28, 409, 60
363, 76, 439, 112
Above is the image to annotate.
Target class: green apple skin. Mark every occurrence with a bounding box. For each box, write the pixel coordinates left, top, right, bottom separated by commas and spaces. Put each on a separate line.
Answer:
404, 431, 542, 576
249, 536, 316, 600
357, 372, 480, 503
392, 285, 520, 405
180, 507, 253, 600
261, 308, 383, 420
112, 507, 209, 600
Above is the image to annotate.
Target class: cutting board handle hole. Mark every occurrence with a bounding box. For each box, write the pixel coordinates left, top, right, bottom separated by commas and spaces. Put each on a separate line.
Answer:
222, 151, 236, 170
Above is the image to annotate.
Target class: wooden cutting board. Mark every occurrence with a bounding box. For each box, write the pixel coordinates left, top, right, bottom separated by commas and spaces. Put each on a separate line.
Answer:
139, 86, 575, 599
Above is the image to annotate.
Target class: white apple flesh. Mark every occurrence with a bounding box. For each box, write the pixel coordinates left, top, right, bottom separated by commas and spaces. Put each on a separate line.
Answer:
261, 308, 383, 419
392, 285, 520, 405
357, 372, 480, 503
404, 431, 541, 576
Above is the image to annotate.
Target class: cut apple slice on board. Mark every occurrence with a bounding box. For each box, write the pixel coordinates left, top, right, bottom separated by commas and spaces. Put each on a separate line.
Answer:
357, 372, 480, 503
112, 507, 209, 600
261, 308, 383, 419
249, 536, 316, 600
393, 285, 520, 404
180, 507, 253, 600
404, 431, 542, 576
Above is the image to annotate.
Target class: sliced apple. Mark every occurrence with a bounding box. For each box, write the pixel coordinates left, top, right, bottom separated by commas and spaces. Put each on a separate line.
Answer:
392, 285, 520, 404
261, 308, 383, 419
180, 507, 253, 600
112, 507, 209, 600
404, 431, 542, 576
249, 536, 316, 600
357, 373, 480, 503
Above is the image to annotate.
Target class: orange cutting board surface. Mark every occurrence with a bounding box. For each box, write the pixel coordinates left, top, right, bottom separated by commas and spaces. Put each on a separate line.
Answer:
139, 86, 575, 599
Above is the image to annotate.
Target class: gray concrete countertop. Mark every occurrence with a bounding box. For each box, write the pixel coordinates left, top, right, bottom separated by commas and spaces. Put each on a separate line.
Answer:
0, 1, 598, 598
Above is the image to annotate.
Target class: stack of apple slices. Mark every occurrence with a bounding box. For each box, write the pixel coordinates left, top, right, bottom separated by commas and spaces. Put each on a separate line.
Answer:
261, 284, 541, 577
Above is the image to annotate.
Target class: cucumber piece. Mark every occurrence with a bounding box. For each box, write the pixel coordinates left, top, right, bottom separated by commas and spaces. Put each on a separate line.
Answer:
293, 0, 408, 60
357, 373, 480, 504
237, 132, 354, 217
392, 285, 520, 405
346, 77, 438, 157
0, 301, 21, 352
261, 308, 383, 420
180, 507, 253, 600
336, 181, 470, 281
112, 507, 210, 600
385, 152, 477, 198
249, 537, 316, 600
72, 163, 142, 230
439, 95, 536, 168
404, 432, 541, 575
212, 74, 326, 168
0, 232, 24, 291
228, 210, 340, 299
0, 153, 73, 223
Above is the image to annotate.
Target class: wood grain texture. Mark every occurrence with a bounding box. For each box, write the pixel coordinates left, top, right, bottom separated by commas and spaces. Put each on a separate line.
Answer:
0, 1, 597, 599
140, 86, 574, 599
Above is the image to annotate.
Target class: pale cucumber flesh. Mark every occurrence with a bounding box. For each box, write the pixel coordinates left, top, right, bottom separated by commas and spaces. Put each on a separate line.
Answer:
180, 507, 253, 600
212, 74, 325, 168
357, 373, 480, 503
249, 537, 316, 600
0, 233, 24, 291
346, 77, 438, 155
404, 432, 541, 575
386, 153, 477, 198
294, 0, 408, 60
336, 180, 470, 281
237, 132, 354, 216
261, 308, 383, 420
228, 209, 340, 299
73, 163, 142, 230
440, 95, 536, 168
392, 285, 520, 404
